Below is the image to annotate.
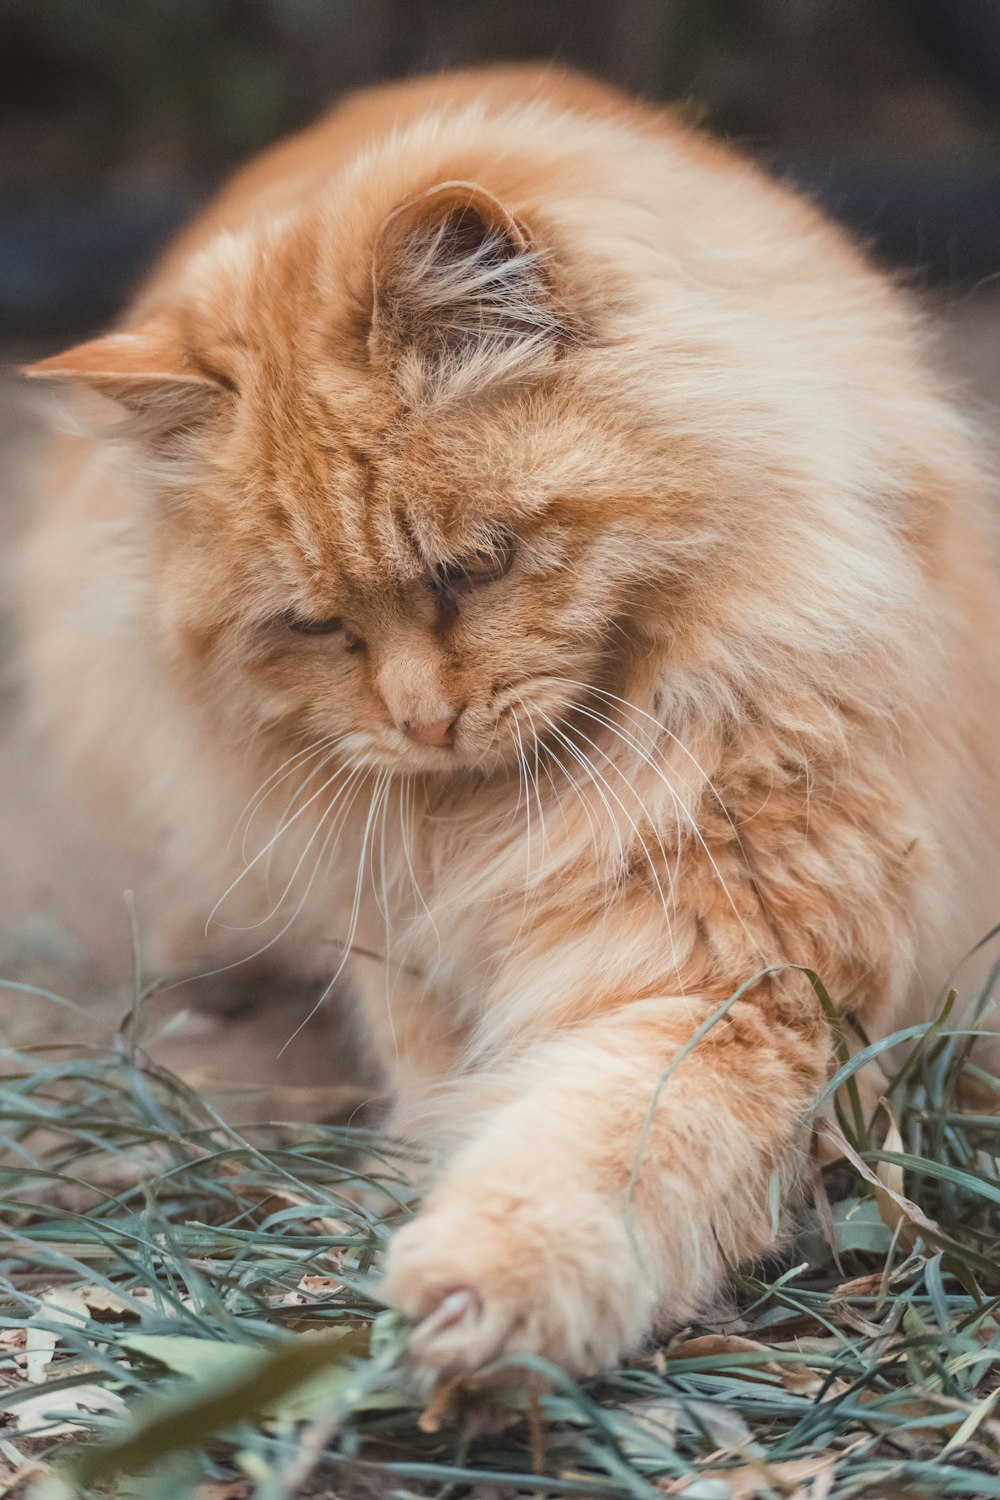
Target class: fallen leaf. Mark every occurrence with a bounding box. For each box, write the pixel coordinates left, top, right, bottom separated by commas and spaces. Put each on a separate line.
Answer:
830, 1272, 883, 1300
0, 1452, 51, 1499
814, 1118, 939, 1237
668, 1335, 832, 1396
281, 1274, 344, 1305
663, 1452, 838, 1498
661, 1480, 730, 1499
827, 1270, 889, 1337
16, 1472, 76, 1500
619, 1400, 680, 1459
10, 1382, 128, 1438
873, 1110, 913, 1246
24, 1290, 97, 1385
295, 1275, 344, 1296
22, 1285, 153, 1387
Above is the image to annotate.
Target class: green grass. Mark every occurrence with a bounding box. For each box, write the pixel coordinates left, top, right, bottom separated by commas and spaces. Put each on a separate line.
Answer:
0, 973, 998, 1500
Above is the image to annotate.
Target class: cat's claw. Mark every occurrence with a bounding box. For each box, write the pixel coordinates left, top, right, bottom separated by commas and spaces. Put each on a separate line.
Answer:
406, 1286, 495, 1371
383, 1190, 649, 1379
413, 1287, 482, 1340
392, 1256, 518, 1374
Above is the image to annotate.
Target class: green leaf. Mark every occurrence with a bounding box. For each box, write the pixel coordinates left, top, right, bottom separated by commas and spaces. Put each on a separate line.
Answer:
76, 1327, 371, 1486
828, 1195, 889, 1253
119, 1328, 411, 1426
121, 1334, 265, 1386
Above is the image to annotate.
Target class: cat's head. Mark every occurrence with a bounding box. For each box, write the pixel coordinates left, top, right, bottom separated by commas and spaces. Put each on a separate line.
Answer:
23, 170, 693, 776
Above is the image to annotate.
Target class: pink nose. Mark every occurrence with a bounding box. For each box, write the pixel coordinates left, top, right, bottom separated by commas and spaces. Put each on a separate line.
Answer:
402, 715, 459, 748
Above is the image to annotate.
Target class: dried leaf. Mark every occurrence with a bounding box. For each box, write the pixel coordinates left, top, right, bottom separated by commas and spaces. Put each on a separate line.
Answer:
830, 1273, 884, 1300
620, 1400, 680, 1458
664, 1452, 838, 1498
295, 1275, 343, 1296
623, 1393, 760, 1459
24, 1289, 105, 1385
10, 1382, 127, 1438
873, 1111, 912, 1245
0, 1452, 51, 1498
814, 1118, 939, 1236
281, 1274, 344, 1305
668, 1335, 832, 1396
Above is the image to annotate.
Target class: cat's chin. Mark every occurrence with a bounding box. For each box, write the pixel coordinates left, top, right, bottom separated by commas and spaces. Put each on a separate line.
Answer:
394, 740, 520, 778
352, 724, 532, 778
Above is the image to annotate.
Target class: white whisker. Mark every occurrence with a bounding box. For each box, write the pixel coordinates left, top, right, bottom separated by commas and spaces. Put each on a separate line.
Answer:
535, 711, 626, 871
205, 755, 355, 934
229, 755, 365, 931
279, 767, 390, 1056
560, 680, 761, 950
538, 711, 679, 969
233, 733, 342, 864
510, 708, 532, 882
399, 776, 442, 968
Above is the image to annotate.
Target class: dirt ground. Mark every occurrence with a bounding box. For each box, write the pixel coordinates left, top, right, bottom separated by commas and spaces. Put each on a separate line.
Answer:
2, 283, 999, 1113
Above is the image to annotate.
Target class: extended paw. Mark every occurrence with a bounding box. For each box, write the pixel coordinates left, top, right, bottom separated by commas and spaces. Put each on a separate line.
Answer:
382, 1185, 653, 1378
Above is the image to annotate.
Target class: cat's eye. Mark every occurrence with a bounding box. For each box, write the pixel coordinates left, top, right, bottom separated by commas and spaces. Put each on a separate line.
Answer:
285, 612, 344, 636
434, 525, 515, 602
282, 611, 364, 654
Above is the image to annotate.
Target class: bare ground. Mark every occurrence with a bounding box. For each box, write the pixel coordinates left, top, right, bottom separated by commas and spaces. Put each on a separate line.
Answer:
1, 284, 998, 1109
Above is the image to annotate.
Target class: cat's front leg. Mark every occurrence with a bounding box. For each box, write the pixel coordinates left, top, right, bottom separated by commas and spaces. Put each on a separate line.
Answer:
383, 986, 829, 1378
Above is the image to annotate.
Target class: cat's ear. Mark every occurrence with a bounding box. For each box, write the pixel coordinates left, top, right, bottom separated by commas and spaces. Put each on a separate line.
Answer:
21, 324, 226, 428
370, 181, 563, 383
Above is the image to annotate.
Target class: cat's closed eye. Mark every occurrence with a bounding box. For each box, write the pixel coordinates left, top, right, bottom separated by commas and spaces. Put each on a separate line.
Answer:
284, 613, 365, 652
434, 526, 515, 601
284, 612, 343, 636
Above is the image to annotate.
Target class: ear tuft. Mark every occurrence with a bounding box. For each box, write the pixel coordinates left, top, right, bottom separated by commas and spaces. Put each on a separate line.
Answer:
370, 181, 563, 391
21, 324, 226, 431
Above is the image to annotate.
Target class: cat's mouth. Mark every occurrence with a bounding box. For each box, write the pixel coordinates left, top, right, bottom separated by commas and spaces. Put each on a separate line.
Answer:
366, 688, 565, 777
333, 672, 595, 779
461, 680, 587, 776
390, 724, 517, 776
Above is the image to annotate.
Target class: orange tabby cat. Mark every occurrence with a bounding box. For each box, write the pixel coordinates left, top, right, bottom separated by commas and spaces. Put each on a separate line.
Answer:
20, 66, 1000, 1377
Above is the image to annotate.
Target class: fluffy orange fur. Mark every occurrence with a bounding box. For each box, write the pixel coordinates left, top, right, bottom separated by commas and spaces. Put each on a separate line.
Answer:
20, 65, 1000, 1377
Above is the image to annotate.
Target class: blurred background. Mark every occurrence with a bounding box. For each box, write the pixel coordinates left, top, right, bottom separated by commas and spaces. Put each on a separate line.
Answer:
4, 0, 1000, 335
2, 0, 999, 1105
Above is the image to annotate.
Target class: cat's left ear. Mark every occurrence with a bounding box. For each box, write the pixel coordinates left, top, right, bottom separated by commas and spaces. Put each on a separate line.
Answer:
370, 180, 564, 381
21, 324, 226, 427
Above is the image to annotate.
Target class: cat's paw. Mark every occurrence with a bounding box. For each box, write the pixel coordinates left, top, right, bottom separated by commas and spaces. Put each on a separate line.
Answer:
382, 1183, 653, 1378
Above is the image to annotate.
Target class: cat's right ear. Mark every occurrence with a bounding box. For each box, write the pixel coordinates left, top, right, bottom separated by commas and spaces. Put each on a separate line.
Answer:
20, 324, 227, 431
369, 180, 564, 391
